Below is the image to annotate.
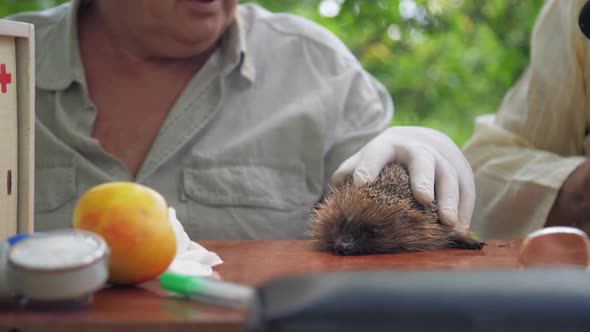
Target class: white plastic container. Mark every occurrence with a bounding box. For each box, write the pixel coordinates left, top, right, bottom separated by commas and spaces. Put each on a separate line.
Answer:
6, 230, 110, 301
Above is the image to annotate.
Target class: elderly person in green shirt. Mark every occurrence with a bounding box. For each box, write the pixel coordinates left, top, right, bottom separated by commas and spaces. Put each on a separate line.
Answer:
12, 0, 474, 240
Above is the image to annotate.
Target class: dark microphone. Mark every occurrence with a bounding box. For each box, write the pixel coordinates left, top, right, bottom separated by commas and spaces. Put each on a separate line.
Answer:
580, 0, 590, 39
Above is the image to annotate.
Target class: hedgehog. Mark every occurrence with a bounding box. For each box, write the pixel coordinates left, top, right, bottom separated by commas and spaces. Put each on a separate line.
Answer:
309, 162, 485, 256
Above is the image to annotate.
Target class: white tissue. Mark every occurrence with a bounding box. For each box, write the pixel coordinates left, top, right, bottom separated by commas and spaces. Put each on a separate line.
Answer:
166, 207, 223, 277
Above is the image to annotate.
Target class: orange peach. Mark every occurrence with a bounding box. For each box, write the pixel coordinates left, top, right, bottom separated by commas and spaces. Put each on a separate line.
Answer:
73, 182, 176, 285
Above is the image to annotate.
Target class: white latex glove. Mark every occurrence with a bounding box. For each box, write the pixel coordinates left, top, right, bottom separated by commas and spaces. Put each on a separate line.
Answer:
332, 126, 475, 230
166, 207, 223, 276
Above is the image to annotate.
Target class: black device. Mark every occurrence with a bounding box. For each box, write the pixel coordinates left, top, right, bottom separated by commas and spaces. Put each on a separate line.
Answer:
580, 0, 590, 39
245, 269, 590, 332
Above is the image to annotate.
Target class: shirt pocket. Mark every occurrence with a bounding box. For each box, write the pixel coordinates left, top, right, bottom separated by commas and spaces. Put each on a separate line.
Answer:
35, 159, 77, 212
182, 161, 315, 239
183, 162, 307, 210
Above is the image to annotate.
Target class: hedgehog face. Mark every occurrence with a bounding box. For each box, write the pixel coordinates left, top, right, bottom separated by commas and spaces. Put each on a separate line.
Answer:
331, 220, 378, 255
310, 192, 419, 255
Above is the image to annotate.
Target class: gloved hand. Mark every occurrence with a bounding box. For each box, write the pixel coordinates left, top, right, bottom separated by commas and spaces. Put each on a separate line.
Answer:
332, 126, 475, 230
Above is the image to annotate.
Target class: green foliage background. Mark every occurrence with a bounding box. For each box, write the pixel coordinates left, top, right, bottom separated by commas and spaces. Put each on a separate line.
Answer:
1, 0, 545, 146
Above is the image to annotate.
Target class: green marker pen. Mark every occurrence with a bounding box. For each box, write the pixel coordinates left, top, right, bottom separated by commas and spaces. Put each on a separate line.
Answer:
160, 272, 255, 309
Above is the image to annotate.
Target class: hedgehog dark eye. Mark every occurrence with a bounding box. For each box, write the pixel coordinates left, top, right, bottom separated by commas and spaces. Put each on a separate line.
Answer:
399, 213, 409, 223
338, 217, 349, 231
358, 223, 376, 239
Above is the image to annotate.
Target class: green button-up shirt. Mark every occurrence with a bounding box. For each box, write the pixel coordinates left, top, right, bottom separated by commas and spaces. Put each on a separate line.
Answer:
11, 1, 392, 240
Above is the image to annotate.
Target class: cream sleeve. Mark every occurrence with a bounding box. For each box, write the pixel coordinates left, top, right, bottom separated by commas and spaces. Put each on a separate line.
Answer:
463, 0, 590, 239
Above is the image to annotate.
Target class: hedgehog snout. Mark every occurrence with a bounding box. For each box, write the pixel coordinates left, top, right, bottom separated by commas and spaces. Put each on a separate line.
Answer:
334, 235, 357, 255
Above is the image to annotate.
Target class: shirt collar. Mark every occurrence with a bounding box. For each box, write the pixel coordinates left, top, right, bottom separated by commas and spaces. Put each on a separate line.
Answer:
220, 7, 256, 82
36, 0, 256, 91
36, 0, 86, 91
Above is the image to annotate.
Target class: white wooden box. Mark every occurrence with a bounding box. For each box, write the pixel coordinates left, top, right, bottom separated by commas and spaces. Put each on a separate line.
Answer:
0, 20, 34, 239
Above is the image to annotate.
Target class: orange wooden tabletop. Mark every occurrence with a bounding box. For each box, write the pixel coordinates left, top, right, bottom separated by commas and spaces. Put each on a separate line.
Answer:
0, 239, 522, 332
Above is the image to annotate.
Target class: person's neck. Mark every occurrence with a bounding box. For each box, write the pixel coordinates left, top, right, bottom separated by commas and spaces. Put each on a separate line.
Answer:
78, 4, 212, 77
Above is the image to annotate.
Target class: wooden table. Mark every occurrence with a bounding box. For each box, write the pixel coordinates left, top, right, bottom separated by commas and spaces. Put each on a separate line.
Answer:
0, 239, 522, 332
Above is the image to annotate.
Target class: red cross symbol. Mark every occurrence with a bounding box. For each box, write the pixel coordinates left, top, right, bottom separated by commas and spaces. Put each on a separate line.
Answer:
0, 64, 12, 94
